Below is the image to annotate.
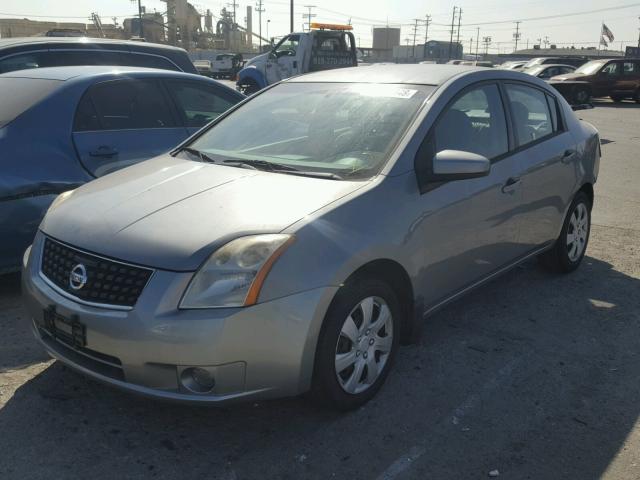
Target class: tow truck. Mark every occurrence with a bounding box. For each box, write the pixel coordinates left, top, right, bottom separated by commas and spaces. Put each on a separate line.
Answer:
236, 23, 357, 94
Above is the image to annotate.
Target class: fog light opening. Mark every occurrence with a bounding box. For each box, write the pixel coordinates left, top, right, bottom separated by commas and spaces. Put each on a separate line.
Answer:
180, 367, 216, 393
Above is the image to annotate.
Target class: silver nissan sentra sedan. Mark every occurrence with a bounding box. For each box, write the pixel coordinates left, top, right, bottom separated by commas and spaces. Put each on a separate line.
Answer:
22, 65, 600, 410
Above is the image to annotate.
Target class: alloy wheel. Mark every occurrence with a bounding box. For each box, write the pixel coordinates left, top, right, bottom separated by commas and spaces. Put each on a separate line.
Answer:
567, 203, 589, 261
334, 296, 393, 395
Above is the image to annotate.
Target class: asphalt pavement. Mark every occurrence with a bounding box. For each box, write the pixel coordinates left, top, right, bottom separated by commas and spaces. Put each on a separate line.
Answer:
1, 99, 639, 479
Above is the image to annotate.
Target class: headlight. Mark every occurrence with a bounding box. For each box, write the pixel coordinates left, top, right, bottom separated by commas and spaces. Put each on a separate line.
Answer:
48, 190, 75, 213
180, 234, 295, 309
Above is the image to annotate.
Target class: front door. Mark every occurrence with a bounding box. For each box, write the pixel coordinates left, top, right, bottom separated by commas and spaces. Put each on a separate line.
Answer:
593, 61, 620, 97
265, 34, 302, 84
414, 82, 524, 304
72, 79, 187, 177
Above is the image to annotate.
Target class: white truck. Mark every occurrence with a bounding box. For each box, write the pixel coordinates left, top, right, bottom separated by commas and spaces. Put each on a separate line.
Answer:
237, 23, 357, 95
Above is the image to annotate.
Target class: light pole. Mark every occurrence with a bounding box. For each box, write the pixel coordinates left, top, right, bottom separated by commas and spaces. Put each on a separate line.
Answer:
267, 19, 271, 45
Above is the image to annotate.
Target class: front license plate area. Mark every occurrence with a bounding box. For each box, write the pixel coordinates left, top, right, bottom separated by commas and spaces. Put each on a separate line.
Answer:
43, 306, 86, 349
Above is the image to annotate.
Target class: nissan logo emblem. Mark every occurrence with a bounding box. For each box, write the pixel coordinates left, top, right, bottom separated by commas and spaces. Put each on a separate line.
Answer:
69, 264, 88, 290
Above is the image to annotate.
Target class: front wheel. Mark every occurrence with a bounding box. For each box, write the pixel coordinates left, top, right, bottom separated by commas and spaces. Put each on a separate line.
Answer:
539, 191, 591, 273
312, 278, 400, 410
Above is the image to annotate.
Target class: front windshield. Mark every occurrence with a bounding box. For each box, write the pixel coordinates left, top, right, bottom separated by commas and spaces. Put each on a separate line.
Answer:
188, 82, 432, 180
523, 58, 544, 69
575, 61, 606, 75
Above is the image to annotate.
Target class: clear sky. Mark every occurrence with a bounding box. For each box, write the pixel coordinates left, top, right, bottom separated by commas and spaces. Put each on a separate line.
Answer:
1, 0, 639, 52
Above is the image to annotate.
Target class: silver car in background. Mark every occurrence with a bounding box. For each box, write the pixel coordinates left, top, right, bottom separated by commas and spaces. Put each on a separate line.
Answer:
22, 65, 600, 410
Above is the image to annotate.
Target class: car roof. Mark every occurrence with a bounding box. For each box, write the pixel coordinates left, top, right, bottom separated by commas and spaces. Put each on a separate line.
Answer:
286, 64, 482, 86
535, 64, 575, 68
0, 65, 215, 83
0, 36, 185, 52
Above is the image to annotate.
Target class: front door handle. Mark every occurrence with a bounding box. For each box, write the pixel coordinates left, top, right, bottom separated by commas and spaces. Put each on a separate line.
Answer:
562, 149, 576, 163
501, 176, 521, 194
89, 146, 118, 158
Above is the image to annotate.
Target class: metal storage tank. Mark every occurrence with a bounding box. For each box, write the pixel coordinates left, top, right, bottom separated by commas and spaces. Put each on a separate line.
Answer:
372, 27, 401, 50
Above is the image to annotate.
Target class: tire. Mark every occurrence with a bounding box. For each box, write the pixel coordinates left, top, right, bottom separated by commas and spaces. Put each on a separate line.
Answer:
238, 79, 261, 95
311, 277, 401, 410
635, 89, 640, 104
539, 191, 591, 273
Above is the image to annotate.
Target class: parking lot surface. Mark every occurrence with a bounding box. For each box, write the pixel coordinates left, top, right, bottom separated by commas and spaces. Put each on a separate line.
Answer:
1, 100, 639, 479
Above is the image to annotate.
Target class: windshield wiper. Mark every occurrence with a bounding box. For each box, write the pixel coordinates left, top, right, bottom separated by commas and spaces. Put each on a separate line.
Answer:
223, 159, 299, 172
223, 159, 343, 180
178, 147, 218, 164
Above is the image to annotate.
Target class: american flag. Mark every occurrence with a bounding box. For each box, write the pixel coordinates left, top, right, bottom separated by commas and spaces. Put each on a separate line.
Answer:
602, 24, 615, 43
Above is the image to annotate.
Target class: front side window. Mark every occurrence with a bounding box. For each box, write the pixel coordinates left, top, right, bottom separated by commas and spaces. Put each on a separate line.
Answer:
82, 80, 176, 131
0, 53, 42, 73
505, 84, 553, 147
188, 82, 432, 180
273, 35, 300, 57
167, 81, 239, 127
432, 83, 508, 160
601, 62, 620, 76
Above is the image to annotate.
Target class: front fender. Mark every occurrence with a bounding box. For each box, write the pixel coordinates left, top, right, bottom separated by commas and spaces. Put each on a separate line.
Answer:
237, 66, 267, 89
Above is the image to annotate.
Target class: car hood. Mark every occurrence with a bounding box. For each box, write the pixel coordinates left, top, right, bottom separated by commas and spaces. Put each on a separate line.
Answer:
40, 155, 365, 271
550, 72, 586, 81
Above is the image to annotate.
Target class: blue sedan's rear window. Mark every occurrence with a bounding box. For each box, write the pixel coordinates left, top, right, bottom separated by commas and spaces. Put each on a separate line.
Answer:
0, 77, 63, 128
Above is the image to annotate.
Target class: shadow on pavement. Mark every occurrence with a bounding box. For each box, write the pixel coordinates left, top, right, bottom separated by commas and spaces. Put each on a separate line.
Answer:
0, 273, 50, 373
1, 254, 640, 479
593, 99, 639, 108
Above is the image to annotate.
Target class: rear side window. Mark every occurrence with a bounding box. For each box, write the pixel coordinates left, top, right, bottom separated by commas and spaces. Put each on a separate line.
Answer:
505, 84, 553, 147
118, 54, 180, 71
623, 61, 639, 75
432, 83, 508, 160
0, 77, 62, 127
166, 80, 239, 127
75, 79, 176, 131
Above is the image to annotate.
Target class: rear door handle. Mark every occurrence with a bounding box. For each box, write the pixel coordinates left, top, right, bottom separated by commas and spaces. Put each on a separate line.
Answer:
89, 146, 118, 158
562, 149, 576, 163
501, 176, 521, 194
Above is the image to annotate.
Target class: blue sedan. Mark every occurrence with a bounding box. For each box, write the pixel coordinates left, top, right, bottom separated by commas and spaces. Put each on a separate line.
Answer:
0, 66, 244, 273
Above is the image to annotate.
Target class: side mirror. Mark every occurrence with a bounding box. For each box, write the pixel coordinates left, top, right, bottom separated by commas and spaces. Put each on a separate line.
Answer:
432, 150, 491, 180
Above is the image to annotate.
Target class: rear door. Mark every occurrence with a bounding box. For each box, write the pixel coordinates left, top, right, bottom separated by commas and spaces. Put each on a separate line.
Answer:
503, 82, 577, 248
619, 61, 640, 95
164, 79, 242, 135
72, 79, 187, 177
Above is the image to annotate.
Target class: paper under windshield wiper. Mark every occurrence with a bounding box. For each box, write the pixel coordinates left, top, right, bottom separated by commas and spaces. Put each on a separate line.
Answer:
179, 147, 217, 163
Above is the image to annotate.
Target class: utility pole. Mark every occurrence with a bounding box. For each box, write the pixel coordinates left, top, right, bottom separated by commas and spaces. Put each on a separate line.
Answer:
483, 36, 492, 58
255, 0, 265, 50
513, 21, 521, 52
227, 1, 239, 24
290, 0, 294, 33
423, 14, 431, 59
456, 8, 462, 59
412, 19, 420, 59
302, 5, 316, 31
469, 36, 473, 56
131, 0, 144, 39
637, 16, 639, 50
448, 6, 457, 60
475, 27, 480, 60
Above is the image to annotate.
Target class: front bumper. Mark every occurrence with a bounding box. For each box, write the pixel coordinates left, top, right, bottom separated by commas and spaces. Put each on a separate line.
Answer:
22, 233, 338, 404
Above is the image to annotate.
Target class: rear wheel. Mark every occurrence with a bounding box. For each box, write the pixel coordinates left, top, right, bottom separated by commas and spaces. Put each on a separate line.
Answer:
539, 191, 591, 273
312, 277, 400, 410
